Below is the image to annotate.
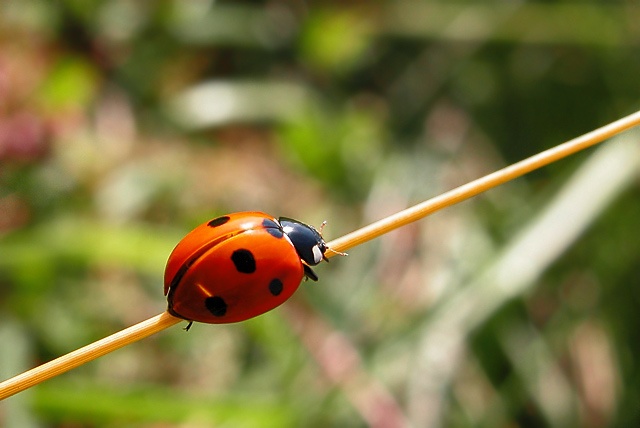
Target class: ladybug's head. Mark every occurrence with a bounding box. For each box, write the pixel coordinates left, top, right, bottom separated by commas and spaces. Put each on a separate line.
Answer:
279, 217, 327, 267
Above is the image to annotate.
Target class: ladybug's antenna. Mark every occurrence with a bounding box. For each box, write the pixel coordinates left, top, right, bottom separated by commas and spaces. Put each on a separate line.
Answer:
319, 220, 348, 261
1, 108, 639, 400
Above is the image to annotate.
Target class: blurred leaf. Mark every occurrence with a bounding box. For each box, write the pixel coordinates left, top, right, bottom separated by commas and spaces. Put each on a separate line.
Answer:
277, 103, 385, 199
35, 380, 300, 427
0, 217, 181, 276
299, 9, 373, 75
168, 80, 311, 128
382, 2, 638, 47
36, 56, 100, 112
167, 3, 292, 48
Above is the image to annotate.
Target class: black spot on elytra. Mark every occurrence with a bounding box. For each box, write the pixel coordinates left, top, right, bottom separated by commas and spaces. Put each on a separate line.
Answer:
231, 249, 256, 273
205, 296, 227, 317
263, 218, 283, 238
269, 278, 283, 296
208, 216, 230, 227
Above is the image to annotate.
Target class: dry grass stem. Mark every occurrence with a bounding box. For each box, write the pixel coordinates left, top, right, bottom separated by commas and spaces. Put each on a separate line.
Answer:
0, 312, 183, 401
326, 109, 640, 255
1, 109, 639, 401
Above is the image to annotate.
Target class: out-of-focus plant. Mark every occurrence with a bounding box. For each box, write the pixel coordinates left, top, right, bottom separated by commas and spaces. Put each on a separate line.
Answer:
1, 1, 639, 427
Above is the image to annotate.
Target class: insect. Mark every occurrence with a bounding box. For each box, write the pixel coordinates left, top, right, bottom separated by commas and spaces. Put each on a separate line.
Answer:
164, 212, 339, 327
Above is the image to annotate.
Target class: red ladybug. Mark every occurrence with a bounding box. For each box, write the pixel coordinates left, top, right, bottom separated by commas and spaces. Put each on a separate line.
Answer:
164, 212, 329, 326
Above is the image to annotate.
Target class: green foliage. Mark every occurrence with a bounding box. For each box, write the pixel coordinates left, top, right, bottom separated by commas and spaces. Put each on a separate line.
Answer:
1, 1, 639, 427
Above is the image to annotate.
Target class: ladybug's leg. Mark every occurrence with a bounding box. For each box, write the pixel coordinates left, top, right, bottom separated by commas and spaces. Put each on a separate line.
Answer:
303, 264, 319, 282
184, 321, 194, 331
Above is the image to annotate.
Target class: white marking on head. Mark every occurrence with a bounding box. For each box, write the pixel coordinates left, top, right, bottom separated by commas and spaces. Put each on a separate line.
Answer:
312, 245, 323, 264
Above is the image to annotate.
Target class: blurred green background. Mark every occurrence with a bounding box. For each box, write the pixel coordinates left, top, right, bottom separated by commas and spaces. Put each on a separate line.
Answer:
1, 1, 639, 427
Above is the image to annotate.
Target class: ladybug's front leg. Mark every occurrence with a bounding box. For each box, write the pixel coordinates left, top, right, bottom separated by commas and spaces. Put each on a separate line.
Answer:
303, 264, 319, 282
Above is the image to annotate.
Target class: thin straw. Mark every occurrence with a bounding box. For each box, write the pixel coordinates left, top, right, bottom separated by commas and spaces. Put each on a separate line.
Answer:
326, 109, 640, 254
0, 312, 183, 400
1, 109, 639, 401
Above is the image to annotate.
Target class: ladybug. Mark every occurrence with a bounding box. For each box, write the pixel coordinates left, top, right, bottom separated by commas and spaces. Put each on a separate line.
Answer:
164, 212, 333, 326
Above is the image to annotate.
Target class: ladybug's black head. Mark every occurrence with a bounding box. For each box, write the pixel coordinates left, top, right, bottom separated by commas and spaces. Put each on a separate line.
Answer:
279, 217, 327, 267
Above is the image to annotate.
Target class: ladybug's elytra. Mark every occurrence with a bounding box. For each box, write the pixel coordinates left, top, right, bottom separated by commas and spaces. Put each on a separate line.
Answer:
164, 212, 331, 325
